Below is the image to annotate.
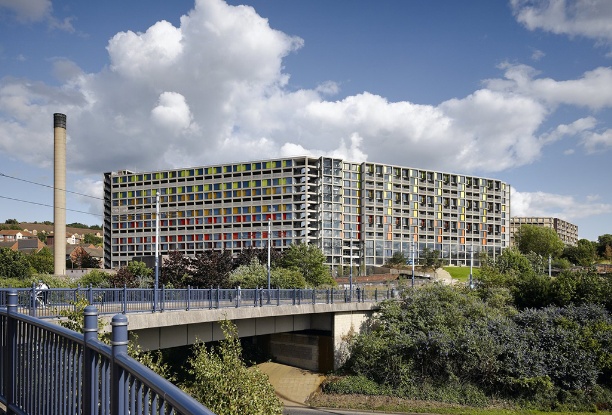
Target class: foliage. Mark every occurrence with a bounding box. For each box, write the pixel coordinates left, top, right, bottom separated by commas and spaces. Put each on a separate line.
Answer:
161, 250, 191, 287
27, 247, 54, 274
109, 261, 152, 288
4, 219, 19, 225
0, 247, 33, 279
339, 284, 612, 410
516, 224, 564, 258
83, 233, 103, 246
598, 234, 612, 259
229, 258, 306, 288
189, 250, 233, 288
563, 239, 597, 267
78, 269, 112, 288
385, 252, 407, 267
419, 247, 444, 270
185, 320, 283, 415
37, 233, 47, 243
280, 243, 335, 287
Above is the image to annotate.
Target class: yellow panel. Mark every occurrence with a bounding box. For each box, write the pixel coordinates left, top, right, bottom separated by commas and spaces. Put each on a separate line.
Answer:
460, 214, 464, 221
387, 208, 392, 215
413, 211, 417, 217
502, 205, 506, 211
483, 194, 487, 200
437, 189, 441, 195
483, 216, 487, 223
437, 212, 442, 219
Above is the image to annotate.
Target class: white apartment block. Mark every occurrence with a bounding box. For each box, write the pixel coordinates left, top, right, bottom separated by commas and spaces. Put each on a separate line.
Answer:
510, 217, 578, 247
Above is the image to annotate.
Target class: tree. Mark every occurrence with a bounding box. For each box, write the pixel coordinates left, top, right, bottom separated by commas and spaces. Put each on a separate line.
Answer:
160, 250, 191, 287
228, 258, 307, 288
110, 261, 153, 288
562, 239, 597, 267
516, 224, 564, 258
419, 247, 444, 270
385, 251, 407, 267
27, 247, 54, 274
189, 250, 233, 288
280, 243, 335, 287
0, 248, 33, 279
4, 219, 19, 225
186, 319, 283, 415
83, 233, 103, 246
70, 249, 100, 269
37, 232, 47, 243
599, 234, 612, 260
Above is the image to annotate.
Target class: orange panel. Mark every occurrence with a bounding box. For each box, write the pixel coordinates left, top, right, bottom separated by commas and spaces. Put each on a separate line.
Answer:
460, 237, 465, 244
437, 236, 442, 243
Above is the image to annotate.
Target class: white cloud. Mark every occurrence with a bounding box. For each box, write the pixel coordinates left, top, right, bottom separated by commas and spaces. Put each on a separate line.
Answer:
511, 0, 612, 43
511, 188, 612, 220
531, 48, 545, 61
0, 0, 50, 22
0, 0, 611, 193
0, 0, 74, 32
487, 63, 612, 110
581, 128, 612, 153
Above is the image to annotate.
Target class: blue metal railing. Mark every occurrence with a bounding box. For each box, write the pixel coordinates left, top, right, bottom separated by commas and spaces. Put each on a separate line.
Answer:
0, 285, 410, 320
0, 290, 215, 415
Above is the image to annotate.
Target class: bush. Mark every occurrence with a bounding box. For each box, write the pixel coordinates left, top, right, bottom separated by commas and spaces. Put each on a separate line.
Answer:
185, 320, 283, 415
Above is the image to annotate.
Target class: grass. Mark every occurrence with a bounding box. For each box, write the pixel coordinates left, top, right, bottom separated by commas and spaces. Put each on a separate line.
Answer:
308, 393, 612, 415
444, 266, 479, 282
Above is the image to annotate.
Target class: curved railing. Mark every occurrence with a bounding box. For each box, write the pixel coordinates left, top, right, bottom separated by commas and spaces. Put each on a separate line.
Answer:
0, 290, 215, 415
0, 285, 411, 320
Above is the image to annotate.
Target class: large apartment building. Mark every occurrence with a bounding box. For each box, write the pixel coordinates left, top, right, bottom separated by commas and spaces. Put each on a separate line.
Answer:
510, 217, 578, 247
104, 157, 511, 272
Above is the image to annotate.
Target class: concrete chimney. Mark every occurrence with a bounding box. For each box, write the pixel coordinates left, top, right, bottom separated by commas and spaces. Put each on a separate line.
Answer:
53, 113, 66, 275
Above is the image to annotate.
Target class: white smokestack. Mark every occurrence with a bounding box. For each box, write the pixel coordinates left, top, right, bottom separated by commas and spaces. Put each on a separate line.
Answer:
54, 113, 66, 275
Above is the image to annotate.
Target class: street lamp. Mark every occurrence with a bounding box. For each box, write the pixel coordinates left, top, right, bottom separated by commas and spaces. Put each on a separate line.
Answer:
154, 192, 159, 312
411, 242, 415, 287
349, 234, 353, 301
469, 244, 474, 289
267, 219, 271, 294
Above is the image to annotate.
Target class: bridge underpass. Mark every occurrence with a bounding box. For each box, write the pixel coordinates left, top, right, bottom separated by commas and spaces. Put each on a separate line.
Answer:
100, 302, 376, 371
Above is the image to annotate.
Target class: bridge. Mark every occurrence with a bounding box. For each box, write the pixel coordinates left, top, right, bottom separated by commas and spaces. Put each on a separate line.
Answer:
0, 290, 215, 415
3, 285, 405, 372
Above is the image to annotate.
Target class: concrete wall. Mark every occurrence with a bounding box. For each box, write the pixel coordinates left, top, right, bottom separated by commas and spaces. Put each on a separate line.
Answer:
333, 310, 373, 370
269, 333, 321, 372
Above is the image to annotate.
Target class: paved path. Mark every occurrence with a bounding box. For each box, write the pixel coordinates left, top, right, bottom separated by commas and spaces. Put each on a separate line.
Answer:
258, 362, 326, 407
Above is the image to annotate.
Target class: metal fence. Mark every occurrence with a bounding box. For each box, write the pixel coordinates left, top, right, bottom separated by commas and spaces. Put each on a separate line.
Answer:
0, 290, 215, 415
0, 285, 411, 320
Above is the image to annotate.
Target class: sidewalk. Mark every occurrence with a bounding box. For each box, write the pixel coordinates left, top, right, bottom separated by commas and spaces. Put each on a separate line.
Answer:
258, 362, 326, 407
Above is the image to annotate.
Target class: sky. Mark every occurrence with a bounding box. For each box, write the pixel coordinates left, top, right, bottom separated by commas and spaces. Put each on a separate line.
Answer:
0, 0, 611, 241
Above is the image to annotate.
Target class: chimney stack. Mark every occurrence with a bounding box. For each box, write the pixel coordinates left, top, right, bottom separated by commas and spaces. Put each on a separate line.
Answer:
53, 113, 66, 276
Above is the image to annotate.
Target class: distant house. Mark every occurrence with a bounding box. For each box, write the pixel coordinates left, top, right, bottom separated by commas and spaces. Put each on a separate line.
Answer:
0, 230, 35, 242
0, 238, 47, 254
67, 245, 104, 268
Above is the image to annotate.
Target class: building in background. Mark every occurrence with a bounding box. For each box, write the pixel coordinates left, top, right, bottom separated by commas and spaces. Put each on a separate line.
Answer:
510, 217, 578, 247
103, 157, 511, 273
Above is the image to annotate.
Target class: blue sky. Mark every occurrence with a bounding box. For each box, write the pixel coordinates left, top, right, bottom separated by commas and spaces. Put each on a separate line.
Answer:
0, 0, 611, 241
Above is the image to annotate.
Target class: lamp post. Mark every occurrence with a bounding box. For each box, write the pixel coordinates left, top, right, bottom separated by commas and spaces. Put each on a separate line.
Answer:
411, 242, 415, 287
267, 219, 271, 298
154, 193, 159, 312
548, 254, 551, 277
349, 234, 353, 301
469, 244, 474, 289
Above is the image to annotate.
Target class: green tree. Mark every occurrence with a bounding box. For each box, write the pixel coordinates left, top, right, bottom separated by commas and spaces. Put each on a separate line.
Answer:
78, 269, 111, 288
516, 224, 564, 258
280, 243, 335, 287
83, 233, 103, 246
385, 251, 407, 267
110, 261, 153, 288
419, 247, 444, 270
562, 239, 597, 267
229, 258, 306, 288
4, 219, 19, 225
37, 232, 47, 243
186, 319, 283, 415
27, 247, 54, 274
598, 234, 612, 260
0, 247, 33, 279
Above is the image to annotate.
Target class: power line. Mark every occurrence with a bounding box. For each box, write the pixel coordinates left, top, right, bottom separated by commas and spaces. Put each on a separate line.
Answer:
0, 172, 103, 200
0, 195, 102, 217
